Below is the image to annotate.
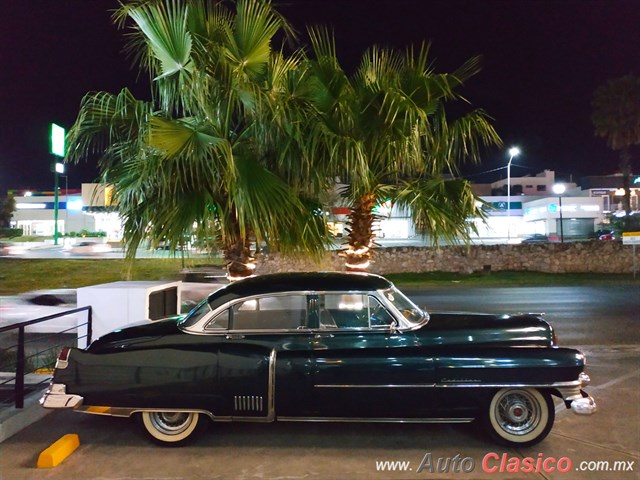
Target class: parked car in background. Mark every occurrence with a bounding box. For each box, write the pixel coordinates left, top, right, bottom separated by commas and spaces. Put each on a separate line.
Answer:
521, 234, 550, 244
594, 229, 616, 241
67, 241, 112, 256
0, 289, 81, 333
42, 272, 596, 447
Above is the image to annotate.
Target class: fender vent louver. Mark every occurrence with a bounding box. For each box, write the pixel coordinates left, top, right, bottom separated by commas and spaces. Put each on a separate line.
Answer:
234, 395, 264, 412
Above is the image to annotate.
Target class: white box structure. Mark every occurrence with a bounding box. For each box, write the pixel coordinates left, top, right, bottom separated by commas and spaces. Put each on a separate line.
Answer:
77, 281, 182, 347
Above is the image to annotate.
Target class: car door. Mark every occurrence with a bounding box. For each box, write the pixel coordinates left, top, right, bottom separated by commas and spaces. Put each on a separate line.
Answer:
216, 293, 315, 419
305, 292, 436, 419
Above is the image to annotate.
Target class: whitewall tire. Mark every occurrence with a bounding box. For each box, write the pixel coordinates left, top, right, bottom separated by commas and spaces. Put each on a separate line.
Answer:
484, 388, 554, 447
141, 411, 200, 445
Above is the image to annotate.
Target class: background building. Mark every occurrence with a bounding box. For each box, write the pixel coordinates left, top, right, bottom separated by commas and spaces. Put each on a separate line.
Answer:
6, 170, 636, 245
9, 184, 121, 240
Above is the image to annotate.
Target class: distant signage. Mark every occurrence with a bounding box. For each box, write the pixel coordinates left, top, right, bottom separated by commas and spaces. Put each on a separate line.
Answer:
622, 232, 640, 245
487, 201, 522, 212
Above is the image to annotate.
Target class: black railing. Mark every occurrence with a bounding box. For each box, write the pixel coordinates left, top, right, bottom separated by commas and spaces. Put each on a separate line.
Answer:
0, 306, 92, 409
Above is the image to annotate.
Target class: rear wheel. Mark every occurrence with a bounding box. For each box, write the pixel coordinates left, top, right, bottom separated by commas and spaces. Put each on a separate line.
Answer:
484, 388, 554, 447
140, 411, 200, 445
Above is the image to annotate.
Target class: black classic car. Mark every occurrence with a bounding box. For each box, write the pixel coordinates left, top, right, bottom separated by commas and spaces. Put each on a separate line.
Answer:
41, 272, 596, 446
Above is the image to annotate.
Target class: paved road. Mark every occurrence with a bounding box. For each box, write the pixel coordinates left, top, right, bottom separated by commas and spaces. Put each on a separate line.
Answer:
0, 285, 638, 479
404, 285, 640, 347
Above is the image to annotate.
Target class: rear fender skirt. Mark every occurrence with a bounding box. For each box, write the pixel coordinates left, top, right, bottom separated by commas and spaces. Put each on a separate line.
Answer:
74, 349, 278, 423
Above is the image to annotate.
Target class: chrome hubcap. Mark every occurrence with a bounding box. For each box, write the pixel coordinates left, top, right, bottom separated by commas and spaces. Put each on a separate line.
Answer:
149, 412, 192, 435
496, 391, 540, 435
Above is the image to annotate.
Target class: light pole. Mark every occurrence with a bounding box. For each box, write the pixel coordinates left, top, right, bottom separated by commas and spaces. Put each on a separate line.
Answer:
506, 147, 520, 241
50, 123, 66, 246
553, 183, 566, 243
61, 174, 69, 224
53, 162, 64, 245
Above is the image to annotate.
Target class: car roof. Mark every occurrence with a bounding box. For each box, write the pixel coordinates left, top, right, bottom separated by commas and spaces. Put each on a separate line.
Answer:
207, 272, 393, 308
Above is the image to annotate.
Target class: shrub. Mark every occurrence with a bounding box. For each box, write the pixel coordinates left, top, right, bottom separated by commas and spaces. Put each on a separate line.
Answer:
0, 228, 23, 238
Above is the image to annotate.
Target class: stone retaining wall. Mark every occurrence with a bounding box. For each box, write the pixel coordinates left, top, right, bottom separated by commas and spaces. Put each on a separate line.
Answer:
256, 241, 638, 275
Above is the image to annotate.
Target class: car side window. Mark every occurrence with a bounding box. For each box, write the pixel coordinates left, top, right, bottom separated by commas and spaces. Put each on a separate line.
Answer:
204, 308, 230, 331
231, 295, 308, 330
318, 294, 394, 329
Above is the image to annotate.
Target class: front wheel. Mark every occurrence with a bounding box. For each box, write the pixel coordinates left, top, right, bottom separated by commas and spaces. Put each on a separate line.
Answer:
483, 388, 554, 447
140, 411, 201, 445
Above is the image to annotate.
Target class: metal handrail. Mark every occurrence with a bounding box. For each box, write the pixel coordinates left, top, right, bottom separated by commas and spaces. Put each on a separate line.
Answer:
0, 306, 92, 409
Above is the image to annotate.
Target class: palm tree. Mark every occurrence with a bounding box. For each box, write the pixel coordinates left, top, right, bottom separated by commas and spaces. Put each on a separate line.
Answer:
66, 0, 330, 279
592, 74, 640, 227
303, 29, 501, 271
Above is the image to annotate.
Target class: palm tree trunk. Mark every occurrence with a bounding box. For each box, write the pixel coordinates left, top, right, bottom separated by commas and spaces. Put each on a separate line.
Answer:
344, 193, 378, 272
223, 210, 256, 281
620, 149, 632, 230
225, 237, 256, 280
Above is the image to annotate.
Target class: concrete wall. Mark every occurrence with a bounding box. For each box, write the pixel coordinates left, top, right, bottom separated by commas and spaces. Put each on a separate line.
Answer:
256, 241, 637, 275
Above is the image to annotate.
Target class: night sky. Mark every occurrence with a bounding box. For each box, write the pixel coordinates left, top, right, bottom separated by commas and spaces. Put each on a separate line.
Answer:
1, 0, 638, 194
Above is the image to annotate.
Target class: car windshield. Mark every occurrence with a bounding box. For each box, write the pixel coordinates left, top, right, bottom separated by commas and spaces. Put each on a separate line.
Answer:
179, 299, 212, 327
381, 287, 426, 327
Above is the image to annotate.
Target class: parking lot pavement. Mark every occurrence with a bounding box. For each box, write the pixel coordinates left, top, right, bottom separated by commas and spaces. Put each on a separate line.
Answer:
1, 346, 638, 480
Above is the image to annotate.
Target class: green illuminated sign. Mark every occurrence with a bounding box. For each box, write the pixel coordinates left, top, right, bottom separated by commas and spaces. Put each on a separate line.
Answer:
50, 123, 66, 157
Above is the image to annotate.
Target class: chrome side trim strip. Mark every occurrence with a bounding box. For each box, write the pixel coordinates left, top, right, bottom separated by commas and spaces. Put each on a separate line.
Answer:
76, 406, 216, 421
314, 379, 583, 389
434, 380, 584, 388
266, 348, 276, 421
278, 416, 474, 424
315, 384, 436, 388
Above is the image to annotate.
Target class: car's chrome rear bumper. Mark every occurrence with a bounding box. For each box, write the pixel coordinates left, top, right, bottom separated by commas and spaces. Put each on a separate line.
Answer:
40, 383, 83, 409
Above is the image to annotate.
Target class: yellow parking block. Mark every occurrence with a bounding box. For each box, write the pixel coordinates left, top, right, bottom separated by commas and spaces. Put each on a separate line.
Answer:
37, 434, 80, 468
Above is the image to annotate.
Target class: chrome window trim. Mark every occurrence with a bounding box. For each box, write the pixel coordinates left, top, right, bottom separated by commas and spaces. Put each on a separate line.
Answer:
181, 289, 427, 335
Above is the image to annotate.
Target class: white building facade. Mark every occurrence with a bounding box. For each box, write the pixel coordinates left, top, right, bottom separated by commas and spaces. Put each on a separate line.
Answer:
9, 183, 122, 241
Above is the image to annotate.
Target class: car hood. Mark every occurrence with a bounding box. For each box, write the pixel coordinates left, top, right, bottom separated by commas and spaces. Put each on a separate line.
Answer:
419, 311, 554, 347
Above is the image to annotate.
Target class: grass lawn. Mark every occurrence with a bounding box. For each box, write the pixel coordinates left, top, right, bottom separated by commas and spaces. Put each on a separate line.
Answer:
0, 258, 221, 295
0, 258, 636, 295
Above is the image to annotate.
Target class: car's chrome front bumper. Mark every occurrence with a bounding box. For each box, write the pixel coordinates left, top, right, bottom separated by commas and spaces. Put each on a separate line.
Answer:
558, 372, 597, 415
40, 383, 83, 409
570, 394, 597, 415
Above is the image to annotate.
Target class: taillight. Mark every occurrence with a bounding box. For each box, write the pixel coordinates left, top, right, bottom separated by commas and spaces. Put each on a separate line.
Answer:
55, 347, 71, 369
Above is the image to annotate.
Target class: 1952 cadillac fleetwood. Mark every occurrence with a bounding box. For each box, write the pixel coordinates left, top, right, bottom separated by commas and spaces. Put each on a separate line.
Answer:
41, 272, 596, 446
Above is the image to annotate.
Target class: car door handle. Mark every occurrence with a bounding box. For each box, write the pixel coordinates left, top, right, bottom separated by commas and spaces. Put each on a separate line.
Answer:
226, 334, 245, 340
314, 333, 334, 339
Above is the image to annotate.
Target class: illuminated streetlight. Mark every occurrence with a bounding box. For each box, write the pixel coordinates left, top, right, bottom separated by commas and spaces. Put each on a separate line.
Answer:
506, 147, 520, 241
553, 183, 566, 243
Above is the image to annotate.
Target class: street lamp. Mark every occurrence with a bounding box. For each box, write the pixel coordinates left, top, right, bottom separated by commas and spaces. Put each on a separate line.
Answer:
553, 183, 566, 243
506, 147, 520, 241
